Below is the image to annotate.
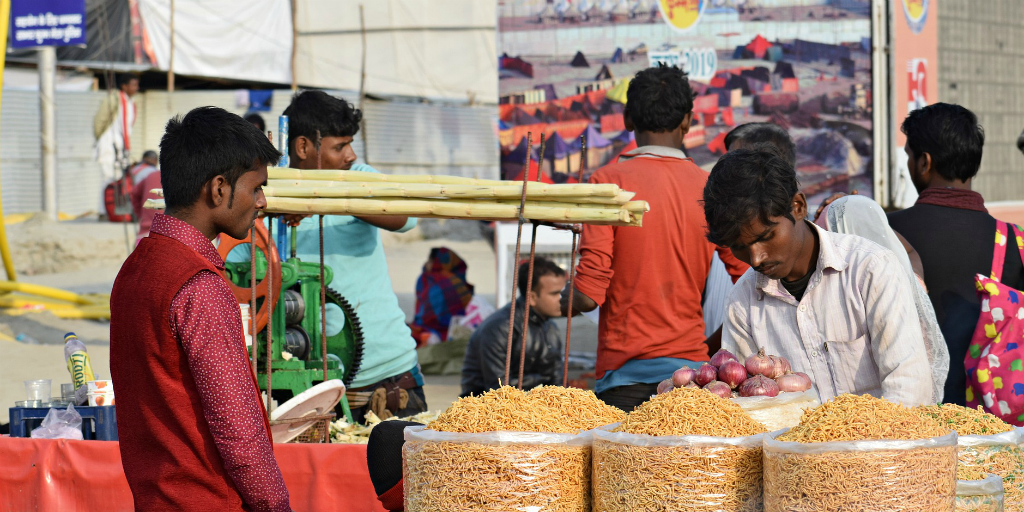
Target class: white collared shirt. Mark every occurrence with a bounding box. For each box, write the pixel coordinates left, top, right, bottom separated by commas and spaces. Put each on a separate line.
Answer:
722, 222, 934, 406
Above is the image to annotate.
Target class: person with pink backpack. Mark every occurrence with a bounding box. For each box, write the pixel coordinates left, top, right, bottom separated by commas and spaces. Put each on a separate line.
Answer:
889, 103, 1024, 422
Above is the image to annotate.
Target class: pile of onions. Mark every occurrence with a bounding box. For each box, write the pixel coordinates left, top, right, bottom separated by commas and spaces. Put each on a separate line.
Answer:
658, 348, 812, 399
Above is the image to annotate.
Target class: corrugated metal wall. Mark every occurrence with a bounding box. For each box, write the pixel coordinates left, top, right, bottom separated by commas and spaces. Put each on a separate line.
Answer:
0, 88, 498, 216
0, 90, 109, 215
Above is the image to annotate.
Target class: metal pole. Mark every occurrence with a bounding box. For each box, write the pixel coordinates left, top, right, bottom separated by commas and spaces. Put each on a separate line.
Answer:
266, 216, 274, 414
167, 0, 175, 92
319, 215, 327, 382
503, 132, 531, 386
516, 133, 545, 389
250, 223, 258, 374
38, 47, 57, 221
562, 134, 587, 386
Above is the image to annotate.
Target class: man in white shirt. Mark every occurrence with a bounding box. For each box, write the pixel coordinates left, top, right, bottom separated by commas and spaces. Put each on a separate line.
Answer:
705, 148, 933, 406
94, 73, 139, 214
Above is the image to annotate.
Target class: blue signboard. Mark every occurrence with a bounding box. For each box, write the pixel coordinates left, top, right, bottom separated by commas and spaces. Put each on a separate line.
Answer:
11, 0, 87, 49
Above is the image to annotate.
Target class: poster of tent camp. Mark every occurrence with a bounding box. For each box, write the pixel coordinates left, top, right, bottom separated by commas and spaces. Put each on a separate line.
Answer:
498, 0, 873, 204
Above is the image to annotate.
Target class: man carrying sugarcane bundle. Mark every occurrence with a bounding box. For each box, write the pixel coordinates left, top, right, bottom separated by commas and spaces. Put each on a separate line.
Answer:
561, 65, 750, 411
280, 90, 427, 423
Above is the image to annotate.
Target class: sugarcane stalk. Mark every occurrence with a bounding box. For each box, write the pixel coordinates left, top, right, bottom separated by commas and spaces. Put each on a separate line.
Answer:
265, 197, 639, 226
268, 167, 510, 185
263, 180, 623, 199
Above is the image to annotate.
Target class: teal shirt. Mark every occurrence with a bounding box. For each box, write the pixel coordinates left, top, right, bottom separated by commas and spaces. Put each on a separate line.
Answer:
290, 164, 419, 388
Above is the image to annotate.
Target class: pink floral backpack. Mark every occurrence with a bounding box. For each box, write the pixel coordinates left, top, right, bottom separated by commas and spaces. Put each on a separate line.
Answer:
965, 221, 1024, 425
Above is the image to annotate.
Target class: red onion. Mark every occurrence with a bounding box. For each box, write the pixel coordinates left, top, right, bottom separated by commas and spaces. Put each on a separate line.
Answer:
769, 355, 792, 379
776, 372, 812, 392
709, 348, 738, 368
657, 378, 674, 394
672, 367, 697, 388
703, 380, 733, 399
685, 381, 699, 388
745, 348, 774, 378
738, 375, 781, 397
717, 360, 748, 389
695, 363, 718, 387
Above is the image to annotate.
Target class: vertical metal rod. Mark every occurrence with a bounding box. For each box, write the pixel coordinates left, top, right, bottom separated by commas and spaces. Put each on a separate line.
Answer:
290, 0, 298, 91
516, 133, 545, 389
266, 215, 274, 414
250, 222, 258, 374
503, 132, 532, 386
563, 134, 587, 386
317, 131, 327, 382
320, 215, 328, 382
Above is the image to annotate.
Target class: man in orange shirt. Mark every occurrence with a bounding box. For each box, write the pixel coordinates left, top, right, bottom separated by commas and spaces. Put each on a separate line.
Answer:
563, 65, 748, 411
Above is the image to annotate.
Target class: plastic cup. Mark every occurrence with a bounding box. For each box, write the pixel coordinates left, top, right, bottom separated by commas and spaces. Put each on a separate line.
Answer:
24, 379, 51, 401
61, 383, 75, 400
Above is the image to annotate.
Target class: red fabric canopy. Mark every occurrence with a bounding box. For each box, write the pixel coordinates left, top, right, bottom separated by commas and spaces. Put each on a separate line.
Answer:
0, 436, 386, 512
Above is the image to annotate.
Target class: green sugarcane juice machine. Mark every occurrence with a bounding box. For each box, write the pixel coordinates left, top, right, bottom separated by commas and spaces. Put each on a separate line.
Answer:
218, 221, 364, 422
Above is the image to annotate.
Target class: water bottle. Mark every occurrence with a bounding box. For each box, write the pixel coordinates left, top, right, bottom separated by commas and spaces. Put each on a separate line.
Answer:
64, 332, 95, 404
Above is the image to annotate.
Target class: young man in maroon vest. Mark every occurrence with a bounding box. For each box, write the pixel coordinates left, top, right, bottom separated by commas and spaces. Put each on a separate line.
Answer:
110, 107, 291, 511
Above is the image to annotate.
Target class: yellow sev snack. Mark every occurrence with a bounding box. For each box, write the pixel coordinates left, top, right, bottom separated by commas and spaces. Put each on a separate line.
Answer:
765, 394, 957, 512
404, 386, 623, 512
593, 387, 768, 512
917, 404, 1014, 436
914, 403, 1024, 510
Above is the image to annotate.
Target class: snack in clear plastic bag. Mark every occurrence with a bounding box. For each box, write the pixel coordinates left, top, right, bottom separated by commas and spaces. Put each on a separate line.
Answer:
30, 404, 84, 440
593, 427, 764, 512
958, 428, 1024, 511
403, 426, 590, 512
763, 429, 957, 511
731, 389, 820, 432
956, 472, 1005, 512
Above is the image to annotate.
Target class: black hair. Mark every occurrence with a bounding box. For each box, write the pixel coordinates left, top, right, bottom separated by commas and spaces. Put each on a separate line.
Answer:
517, 256, 567, 297
625, 65, 695, 133
724, 122, 796, 167
244, 113, 266, 133
282, 90, 362, 157
142, 150, 158, 161
116, 73, 137, 89
159, 107, 280, 211
901, 102, 985, 182
703, 149, 799, 247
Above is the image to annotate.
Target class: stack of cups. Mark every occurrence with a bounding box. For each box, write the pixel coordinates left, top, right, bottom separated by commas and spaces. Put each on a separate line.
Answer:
240, 303, 252, 347
87, 380, 115, 406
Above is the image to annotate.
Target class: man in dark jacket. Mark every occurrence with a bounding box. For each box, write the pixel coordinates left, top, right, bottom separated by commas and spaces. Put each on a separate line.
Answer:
461, 257, 566, 396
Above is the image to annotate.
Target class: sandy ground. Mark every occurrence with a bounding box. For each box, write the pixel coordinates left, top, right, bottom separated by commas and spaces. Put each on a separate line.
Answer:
0, 217, 599, 424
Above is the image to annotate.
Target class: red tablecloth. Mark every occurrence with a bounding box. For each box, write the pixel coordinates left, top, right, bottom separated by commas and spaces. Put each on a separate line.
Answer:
0, 436, 386, 512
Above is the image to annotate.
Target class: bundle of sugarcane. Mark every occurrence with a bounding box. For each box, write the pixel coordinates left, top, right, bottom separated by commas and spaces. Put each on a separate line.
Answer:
146, 167, 650, 227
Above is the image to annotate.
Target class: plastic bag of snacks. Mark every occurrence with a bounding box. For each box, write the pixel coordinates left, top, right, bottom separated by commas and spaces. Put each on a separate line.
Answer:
592, 387, 768, 512
956, 471, 1004, 512
403, 426, 591, 512
731, 389, 820, 432
917, 404, 1024, 510
403, 385, 625, 512
958, 429, 1024, 511
593, 426, 764, 512
763, 394, 957, 512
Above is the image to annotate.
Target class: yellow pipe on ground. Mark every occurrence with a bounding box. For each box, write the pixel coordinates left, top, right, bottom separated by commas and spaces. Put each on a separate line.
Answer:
0, 281, 96, 306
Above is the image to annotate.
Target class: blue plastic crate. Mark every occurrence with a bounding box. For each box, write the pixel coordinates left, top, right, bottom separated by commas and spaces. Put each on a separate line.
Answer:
8, 405, 117, 440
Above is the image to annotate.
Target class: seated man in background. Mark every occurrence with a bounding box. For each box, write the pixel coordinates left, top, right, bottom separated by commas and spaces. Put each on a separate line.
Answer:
461, 257, 566, 396
708, 148, 933, 406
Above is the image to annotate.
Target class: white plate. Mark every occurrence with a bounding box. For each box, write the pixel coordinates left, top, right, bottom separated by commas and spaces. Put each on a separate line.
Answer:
269, 379, 346, 443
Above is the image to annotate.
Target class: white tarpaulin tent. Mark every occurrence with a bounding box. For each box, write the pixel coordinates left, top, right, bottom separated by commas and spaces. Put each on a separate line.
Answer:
138, 0, 293, 85
293, 0, 497, 103
136, 0, 497, 103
